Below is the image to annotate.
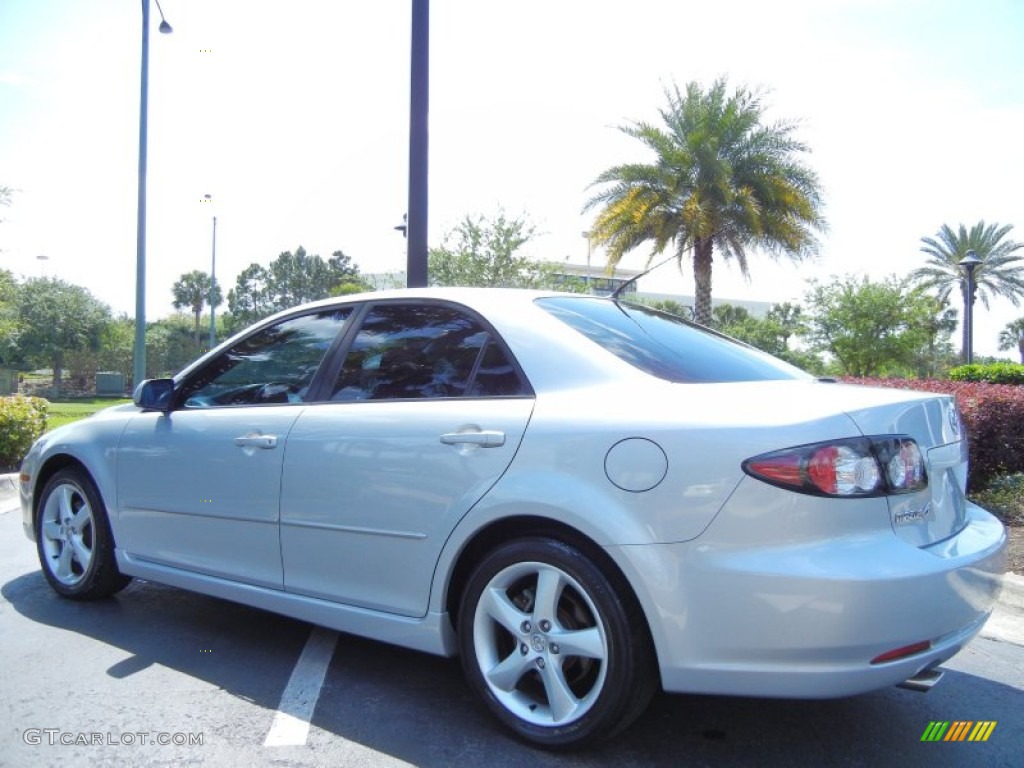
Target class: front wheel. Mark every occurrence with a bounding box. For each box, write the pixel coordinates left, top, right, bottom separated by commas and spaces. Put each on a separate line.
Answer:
458, 537, 656, 749
36, 469, 131, 600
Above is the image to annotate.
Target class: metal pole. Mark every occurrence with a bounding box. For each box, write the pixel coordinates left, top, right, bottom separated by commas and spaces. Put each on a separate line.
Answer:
406, 0, 429, 287
582, 231, 592, 292
134, 0, 151, 390
209, 215, 217, 348
965, 270, 975, 364
960, 250, 981, 365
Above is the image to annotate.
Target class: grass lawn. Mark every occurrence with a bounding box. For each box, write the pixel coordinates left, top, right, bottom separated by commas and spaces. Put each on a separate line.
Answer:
45, 398, 131, 431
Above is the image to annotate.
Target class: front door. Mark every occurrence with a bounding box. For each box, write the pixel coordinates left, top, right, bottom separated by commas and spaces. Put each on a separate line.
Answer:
116, 308, 353, 587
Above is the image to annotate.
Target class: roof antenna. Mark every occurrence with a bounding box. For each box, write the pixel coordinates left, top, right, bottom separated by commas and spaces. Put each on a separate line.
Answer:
610, 252, 679, 301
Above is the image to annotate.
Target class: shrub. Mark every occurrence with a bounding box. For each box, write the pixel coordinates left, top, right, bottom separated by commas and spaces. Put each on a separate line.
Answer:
843, 378, 1024, 488
948, 362, 1024, 385
970, 473, 1024, 527
0, 395, 48, 469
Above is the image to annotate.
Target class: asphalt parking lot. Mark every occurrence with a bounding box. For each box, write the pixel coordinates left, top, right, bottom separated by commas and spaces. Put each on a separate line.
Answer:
2, 477, 1022, 767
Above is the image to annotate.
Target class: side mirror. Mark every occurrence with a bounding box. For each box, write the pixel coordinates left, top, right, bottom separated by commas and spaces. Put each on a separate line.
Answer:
133, 379, 175, 411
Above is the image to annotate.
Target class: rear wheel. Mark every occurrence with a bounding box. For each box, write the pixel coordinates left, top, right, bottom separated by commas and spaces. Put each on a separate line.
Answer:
458, 537, 656, 748
36, 469, 131, 600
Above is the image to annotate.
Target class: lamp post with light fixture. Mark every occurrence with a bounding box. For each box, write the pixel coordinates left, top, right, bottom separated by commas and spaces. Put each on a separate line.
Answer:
960, 249, 982, 364
204, 194, 217, 348
134, 0, 172, 390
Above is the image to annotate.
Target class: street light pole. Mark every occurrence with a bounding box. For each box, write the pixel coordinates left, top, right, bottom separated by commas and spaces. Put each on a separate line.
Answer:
209, 214, 217, 348
960, 249, 982, 364
134, 0, 172, 391
581, 231, 592, 292
406, 0, 429, 287
204, 194, 217, 349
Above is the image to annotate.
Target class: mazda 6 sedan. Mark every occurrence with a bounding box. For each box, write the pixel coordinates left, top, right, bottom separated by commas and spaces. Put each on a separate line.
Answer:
20, 288, 1006, 748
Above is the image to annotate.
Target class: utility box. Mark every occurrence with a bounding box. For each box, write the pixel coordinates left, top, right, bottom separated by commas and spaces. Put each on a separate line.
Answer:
0, 369, 16, 395
96, 372, 126, 397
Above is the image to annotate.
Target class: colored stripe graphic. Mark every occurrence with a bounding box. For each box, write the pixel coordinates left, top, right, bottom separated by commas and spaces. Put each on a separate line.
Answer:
921, 721, 997, 742
944, 721, 972, 741
921, 722, 949, 741
969, 722, 997, 742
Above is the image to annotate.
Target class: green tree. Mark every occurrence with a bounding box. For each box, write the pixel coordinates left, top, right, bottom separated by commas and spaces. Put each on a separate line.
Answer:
227, 247, 368, 330
429, 212, 564, 288
171, 270, 222, 346
16, 278, 111, 395
0, 269, 20, 364
96, 315, 136, 384
998, 317, 1024, 363
709, 301, 821, 370
584, 79, 825, 326
909, 221, 1024, 357
146, 314, 201, 378
765, 302, 805, 347
802, 275, 954, 378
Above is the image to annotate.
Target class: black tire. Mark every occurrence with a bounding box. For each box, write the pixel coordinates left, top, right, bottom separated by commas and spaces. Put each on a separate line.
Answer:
458, 536, 657, 749
35, 468, 131, 600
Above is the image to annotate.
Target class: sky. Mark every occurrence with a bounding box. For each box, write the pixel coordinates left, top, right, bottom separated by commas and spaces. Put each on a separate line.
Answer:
1, 0, 1023, 357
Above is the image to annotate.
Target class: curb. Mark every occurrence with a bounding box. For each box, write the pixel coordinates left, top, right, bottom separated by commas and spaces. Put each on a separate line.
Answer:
999, 572, 1024, 610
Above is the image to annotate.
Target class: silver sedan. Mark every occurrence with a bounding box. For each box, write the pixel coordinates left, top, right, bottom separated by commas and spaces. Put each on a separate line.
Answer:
20, 288, 1006, 748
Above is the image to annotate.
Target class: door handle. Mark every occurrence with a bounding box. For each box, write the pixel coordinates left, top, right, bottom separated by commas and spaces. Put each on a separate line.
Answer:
234, 433, 278, 449
440, 430, 505, 448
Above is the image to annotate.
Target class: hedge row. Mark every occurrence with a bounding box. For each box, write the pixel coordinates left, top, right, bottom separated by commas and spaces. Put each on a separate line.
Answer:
0, 395, 48, 470
844, 378, 1024, 488
948, 362, 1024, 385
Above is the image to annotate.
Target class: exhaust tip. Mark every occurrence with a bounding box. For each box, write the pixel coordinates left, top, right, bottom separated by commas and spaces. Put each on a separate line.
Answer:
897, 667, 944, 693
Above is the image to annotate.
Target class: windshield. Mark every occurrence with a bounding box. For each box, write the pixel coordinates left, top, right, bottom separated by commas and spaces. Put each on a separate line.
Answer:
537, 297, 811, 383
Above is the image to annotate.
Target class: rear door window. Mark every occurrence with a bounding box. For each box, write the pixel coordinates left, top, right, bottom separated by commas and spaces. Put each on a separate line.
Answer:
330, 303, 531, 400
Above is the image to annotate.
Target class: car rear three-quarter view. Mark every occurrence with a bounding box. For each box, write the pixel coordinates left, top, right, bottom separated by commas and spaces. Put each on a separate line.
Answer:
19, 289, 1007, 750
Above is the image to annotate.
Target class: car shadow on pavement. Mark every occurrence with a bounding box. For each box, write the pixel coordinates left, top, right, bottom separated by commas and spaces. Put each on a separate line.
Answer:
4, 571, 1021, 767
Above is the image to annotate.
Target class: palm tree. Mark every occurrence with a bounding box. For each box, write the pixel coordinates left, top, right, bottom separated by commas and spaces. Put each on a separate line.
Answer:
172, 270, 222, 346
998, 317, 1024, 363
584, 79, 825, 326
909, 221, 1024, 359
911, 222, 1024, 307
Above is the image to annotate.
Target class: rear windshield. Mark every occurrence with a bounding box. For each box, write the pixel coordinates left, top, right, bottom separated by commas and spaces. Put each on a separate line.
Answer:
537, 297, 810, 383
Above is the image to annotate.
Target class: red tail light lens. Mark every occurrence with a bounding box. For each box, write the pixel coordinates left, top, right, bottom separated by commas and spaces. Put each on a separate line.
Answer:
743, 436, 927, 497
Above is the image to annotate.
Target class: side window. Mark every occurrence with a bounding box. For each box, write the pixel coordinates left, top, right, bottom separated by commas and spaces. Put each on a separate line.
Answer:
330, 303, 529, 400
468, 339, 526, 397
180, 309, 351, 407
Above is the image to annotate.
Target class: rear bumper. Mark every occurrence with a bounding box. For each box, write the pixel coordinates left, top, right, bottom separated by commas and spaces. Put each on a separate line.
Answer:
609, 500, 1006, 698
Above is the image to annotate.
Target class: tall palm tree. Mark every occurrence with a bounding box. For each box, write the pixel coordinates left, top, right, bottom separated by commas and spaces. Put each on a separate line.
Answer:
172, 270, 222, 346
911, 222, 1024, 307
998, 317, 1024, 363
909, 221, 1024, 359
584, 79, 825, 325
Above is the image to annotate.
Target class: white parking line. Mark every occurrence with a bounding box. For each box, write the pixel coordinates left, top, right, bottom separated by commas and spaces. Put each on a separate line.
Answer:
264, 626, 339, 747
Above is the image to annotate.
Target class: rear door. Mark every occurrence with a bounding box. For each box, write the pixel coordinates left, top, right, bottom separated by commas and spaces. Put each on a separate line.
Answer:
280, 301, 534, 616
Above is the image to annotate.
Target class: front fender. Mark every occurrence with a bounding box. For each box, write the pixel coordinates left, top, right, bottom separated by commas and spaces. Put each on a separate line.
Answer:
20, 409, 135, 542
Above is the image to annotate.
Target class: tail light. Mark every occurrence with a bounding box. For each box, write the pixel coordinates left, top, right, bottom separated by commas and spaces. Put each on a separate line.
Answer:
742, 436, 927, 498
